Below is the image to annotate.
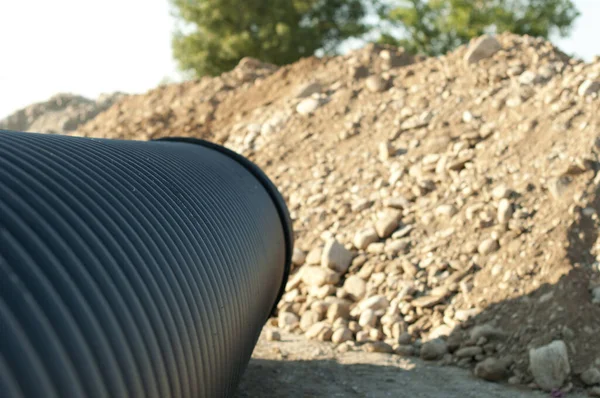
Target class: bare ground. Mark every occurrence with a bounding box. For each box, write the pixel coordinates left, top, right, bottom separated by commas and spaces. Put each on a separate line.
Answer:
236, 331, 586, 398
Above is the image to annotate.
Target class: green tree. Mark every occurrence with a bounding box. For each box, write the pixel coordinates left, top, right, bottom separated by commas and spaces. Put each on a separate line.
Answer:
171, 0, 367, 77
378, 0, 580, 56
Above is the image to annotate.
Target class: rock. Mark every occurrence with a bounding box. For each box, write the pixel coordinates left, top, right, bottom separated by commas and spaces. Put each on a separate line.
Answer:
464, 35, 502, 64
581, 367, 600, 386
292, 248, 307, 265
385, 239, 410, 255
359, 295, 390, 311
305, 321, 333, 341
411, 295, 445, 308
421, 338, 448, 360
343, 275, 367, 301
266, 329, 281, 341
375, 210, 402, 238
278, 312, 299, 330
497, 199, 513, 224
592, 286, 600, 305
359, 309, 377, 327
436, 204, 458, 218
356, 330, 370, 343
366, 75, 388, 92
379, 141, 394, 162
321, 239, 354, 273
398, 332, 413, 345
492, 184, 512, 199
470, 324, 506, 341
295, 81, 322, 98
300, 310, 321, 331
296, 98, 321, 115
332, 327, 353, 344
395, 345, 415, 357
474, 357, 508, 381
354, 228, 379, 250
590, 386, 600, 397
301, 266, 340, 287
478, 239, 500, 255
579, 80, 600, 97
327, 302, 350, 323
306, 247, 323, 265
455, 346, 483, 358
363, 341, 394, 353
529, 340, 571, 391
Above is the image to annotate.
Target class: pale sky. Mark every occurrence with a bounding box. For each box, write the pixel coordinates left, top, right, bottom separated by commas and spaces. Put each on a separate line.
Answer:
0, 0, 598, 120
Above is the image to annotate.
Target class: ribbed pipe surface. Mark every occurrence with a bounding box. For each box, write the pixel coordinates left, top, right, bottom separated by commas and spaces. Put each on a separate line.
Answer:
0, 130, 292, 398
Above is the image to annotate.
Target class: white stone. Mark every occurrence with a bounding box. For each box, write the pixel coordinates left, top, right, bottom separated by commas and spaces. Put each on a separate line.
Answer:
296, 98, 320, 115
354, 228, 379, 250
321, 239, 354, 273
529, 340, 571, 391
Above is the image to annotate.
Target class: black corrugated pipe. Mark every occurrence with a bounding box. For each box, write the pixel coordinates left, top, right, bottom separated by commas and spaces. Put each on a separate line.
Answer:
0, 129, 293, 398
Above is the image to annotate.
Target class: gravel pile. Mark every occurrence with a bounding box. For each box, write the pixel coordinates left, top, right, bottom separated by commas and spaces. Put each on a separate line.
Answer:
75, 33, 599, 394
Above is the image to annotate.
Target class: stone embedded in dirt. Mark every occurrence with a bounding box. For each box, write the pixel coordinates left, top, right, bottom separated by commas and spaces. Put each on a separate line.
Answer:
411, 295, 446, 308
529, 340, 571, 391
365, 75, 388, 93
492, 184, 513, 199
384, 196, 411, 210
321, 239, 354, 273
359, 295, 390, 312
331, 327, 353, 344
578, 80, 600, 97
385, 239, 410, 255
305, 321, 333, 341
581, 367, 600, 386
478, 238, 500, 255
327, 302, 350, 323
301, 266, 340, 287
474, 357, 509, 381
278, 312, 299, 330
497, 199, 513, 224
379, 141, 395, 162
470, 324, 506, 341
455, 346, 484, 358
292, 248, 307, 265
436, 204, 458, 218
266, 329, 281, 341
354, 228, 379, 250
395, 344, 415, 357
295, 81, 322, 98
300, 310, 321, 332
592, 286, 600, 305
398, 332, 412, 345
344, 275, 367, 301
306, 247, 323, 265
356, 330, 370, 343
375, 210, 402, 238
590, 386, 600, 397
464, 35, 502, 64
296, 97, 321, 115
359, 309, 377, 327
363, 341, 394, 354
421, 338, 448, 360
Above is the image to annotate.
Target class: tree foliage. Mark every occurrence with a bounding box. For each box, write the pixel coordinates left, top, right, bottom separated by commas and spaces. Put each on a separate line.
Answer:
171, 0, 367, 77
378, 0, 580, 55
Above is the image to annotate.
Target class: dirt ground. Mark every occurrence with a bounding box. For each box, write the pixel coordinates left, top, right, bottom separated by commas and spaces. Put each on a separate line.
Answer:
236, 331, 586, 398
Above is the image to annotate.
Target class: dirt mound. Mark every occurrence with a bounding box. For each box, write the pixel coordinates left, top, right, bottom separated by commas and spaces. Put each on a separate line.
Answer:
0, 92, 125, 134
77, 33, 600, 393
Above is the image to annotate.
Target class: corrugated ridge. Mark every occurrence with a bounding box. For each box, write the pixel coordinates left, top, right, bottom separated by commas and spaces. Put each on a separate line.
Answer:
0, 130, 289, 398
